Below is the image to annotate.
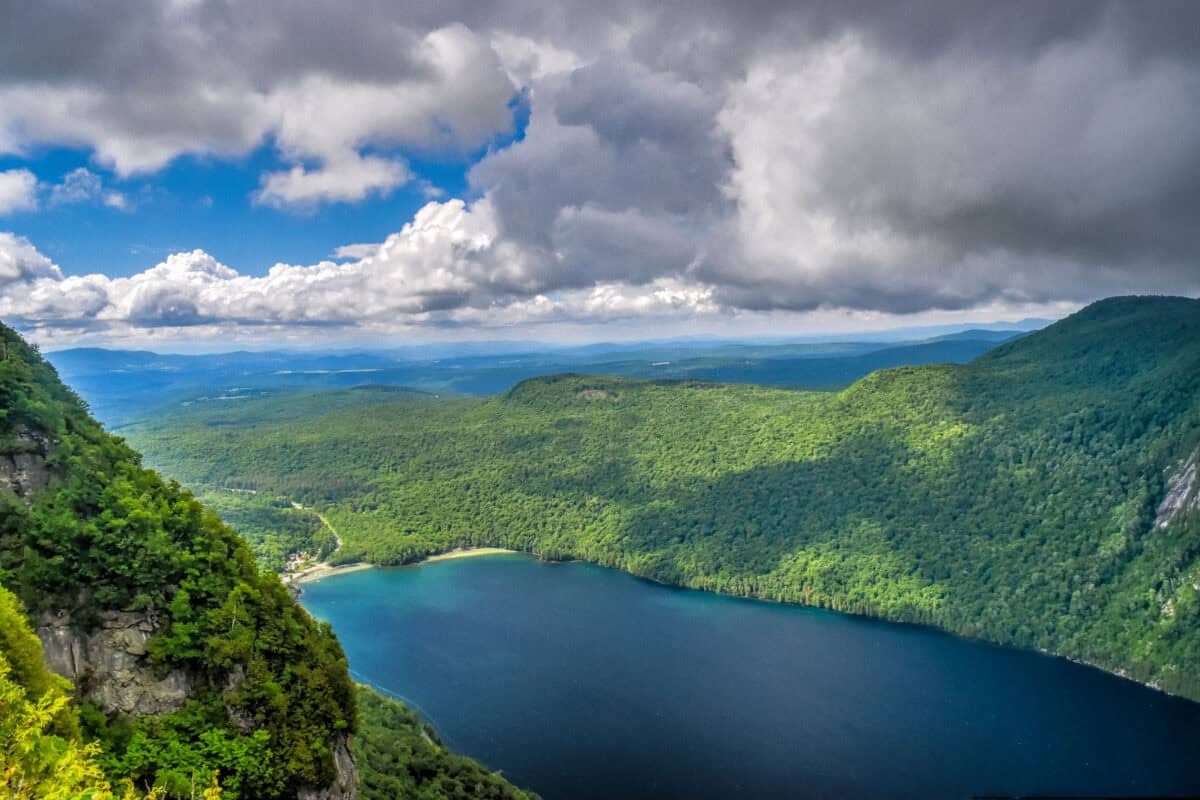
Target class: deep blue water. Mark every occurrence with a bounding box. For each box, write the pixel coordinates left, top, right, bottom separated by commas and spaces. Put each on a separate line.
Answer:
301, 555, 1200, 800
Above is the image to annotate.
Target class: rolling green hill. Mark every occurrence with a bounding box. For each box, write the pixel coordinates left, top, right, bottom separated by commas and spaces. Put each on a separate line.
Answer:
123, 296, 1200, 701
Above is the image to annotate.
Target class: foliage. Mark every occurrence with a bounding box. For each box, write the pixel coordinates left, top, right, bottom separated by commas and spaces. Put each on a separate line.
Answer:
125, 297, 1200, 700
354, 686, 538, 800
0, 322, 354, 798
0, 585, 167, 800
0, 586, 78, 739
189, 489, 334, 571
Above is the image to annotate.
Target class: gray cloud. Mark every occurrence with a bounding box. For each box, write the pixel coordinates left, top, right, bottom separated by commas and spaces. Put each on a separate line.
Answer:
466, 60, 728, 294
0, 233, 62, 286
1, 0, 1199, 332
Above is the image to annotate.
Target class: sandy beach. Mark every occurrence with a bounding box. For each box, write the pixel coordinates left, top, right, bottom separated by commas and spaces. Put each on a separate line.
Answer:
290, 562, 375, 584
419, 547, 517, 564
289, 548, 516, 585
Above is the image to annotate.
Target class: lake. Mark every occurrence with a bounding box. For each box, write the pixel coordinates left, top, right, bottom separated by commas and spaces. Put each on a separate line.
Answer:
300, 554, 1200, 799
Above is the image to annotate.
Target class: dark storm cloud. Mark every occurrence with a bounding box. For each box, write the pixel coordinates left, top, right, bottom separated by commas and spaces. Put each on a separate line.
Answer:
466, 59, 727, 294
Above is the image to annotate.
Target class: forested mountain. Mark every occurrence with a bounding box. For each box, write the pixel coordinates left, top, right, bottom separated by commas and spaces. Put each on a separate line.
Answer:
0, 323, 534, 798
125, 296, 1200, 701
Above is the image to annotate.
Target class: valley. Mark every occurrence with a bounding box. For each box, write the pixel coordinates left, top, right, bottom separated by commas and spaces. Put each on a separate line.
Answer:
123, 297, 1200, 702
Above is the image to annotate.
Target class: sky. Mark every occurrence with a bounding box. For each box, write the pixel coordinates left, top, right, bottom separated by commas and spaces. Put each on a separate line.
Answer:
0, 0, 1198, 350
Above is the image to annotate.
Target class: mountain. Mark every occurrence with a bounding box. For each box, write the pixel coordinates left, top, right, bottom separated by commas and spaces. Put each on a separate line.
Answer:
623, 335, 1020, 388
0, 322, 534, 799
124, 296, 1200, 700
46, 331, 1022, 428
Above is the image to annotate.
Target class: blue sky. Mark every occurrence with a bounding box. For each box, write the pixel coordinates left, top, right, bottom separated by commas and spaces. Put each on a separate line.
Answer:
1, 2, 1197, 349
0, 95, 530, 280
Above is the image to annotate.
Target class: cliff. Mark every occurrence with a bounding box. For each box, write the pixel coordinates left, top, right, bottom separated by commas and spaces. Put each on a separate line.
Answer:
36, 608, 195, 716
0, 321, 358, 799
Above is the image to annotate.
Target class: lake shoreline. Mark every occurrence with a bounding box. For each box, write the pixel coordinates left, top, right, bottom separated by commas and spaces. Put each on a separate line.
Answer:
300, 551, 1200, 800
418, 546, 518, 565
287, 547, 519, 589
289, 561, 375, 584
307, 546, 1184, 703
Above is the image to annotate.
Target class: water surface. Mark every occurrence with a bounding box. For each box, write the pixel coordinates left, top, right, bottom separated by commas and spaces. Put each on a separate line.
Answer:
301, 554, 1200, 799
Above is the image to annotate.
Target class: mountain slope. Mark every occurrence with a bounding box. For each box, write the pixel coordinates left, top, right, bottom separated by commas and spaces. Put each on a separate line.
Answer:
0, 323, 536, 799
0, 324, 358, 798
124, 296, 1200, 700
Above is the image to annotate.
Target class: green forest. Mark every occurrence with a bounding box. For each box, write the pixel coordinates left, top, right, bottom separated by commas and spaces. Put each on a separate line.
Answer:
125, 296, 1200, 701
354, 686, 537, 800
0, 321, 533, 798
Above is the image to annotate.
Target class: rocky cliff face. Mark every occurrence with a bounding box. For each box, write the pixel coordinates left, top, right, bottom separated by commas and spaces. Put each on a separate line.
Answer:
36, 608, 359, 799
299, 735, 359, 800
1156, 449, 1200, 529
0, 427, 53, 499
8, 432, 196, 719
36, 609, 195, 716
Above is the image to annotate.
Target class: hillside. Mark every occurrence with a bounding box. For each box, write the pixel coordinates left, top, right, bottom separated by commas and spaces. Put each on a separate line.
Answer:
0, 323, 535, 799
124, 296, 1200, 700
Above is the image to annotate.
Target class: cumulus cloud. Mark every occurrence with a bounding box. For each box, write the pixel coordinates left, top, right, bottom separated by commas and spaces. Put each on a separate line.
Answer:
0, 203, 723, 335
0, 6, 518, 208
332, 242, 383, 261
254, 155, 410, 209
49, 168, 102, 205
48, 167, 129, 210
0, 170, 38, 214
3, 0, 1200, 337
709, 29, 1200, 312
461, 59, 728, 300
0, 233, 63, 287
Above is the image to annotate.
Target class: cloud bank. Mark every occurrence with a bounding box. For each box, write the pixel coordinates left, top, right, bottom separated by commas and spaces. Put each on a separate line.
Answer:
2, 1, 1199, 340
0, 204, 718, 337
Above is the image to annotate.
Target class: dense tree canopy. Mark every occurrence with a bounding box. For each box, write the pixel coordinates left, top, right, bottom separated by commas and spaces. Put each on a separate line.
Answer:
354, 686, 539, 800
127, 297, 1200, 700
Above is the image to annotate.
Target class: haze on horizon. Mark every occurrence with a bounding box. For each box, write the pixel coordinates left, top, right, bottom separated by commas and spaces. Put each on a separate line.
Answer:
1, 0, 1199, 350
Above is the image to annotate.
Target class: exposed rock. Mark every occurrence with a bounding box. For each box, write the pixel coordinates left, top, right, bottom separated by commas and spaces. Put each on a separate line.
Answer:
37, 611, 360, 798
0, 427, 54, 499
221, 664, 259, 734
298, 734, 359, 800
36, 609, 195, 716
1155, 450, 1200, 529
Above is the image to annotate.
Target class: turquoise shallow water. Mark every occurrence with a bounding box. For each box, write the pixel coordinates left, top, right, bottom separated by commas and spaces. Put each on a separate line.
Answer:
301, 554, 1200, 800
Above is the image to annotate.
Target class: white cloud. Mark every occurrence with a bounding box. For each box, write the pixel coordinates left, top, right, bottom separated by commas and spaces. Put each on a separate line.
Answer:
254, 154, 410, 208
103, 191, 128, 210
0, 17, 517, 210
49, 167, 103, 205
0, 233, 63, 287
47, 167, 129, 210
0, 198, 726, 336
332, 242, 382, 260
490, 32, 584, 86
0, 170, 38, 214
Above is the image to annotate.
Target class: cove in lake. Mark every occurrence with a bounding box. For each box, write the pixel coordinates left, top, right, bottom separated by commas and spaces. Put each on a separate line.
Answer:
301, 554, 1200, 800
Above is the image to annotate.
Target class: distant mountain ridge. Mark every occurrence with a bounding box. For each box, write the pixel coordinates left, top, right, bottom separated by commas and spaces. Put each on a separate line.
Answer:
46, 327, 1032, 428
